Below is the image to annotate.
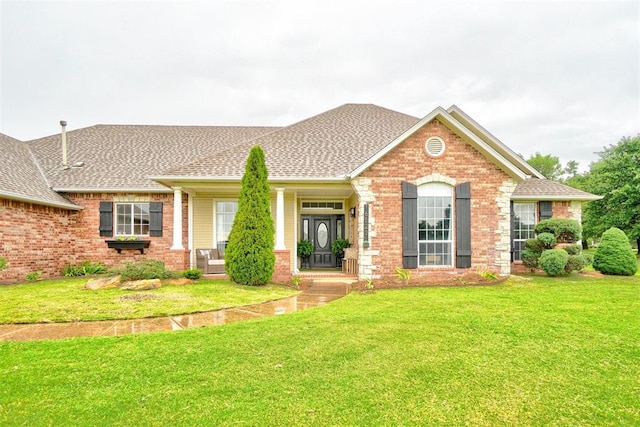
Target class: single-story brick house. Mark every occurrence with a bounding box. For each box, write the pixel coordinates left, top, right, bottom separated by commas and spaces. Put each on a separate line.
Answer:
0, 104, 599, 284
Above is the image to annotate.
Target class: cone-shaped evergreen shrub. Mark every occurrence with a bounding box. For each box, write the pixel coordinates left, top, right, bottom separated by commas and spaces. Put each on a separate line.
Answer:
224, 146, 275, 285
593, 227, 638, 276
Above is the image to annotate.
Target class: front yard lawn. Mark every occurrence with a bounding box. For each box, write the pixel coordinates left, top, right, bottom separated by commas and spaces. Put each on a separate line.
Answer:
1, 275, 638, 425
0, 278, 298, 323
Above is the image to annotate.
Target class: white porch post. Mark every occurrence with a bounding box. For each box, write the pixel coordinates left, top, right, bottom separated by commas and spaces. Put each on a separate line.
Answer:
275, 188, 286, 250
171, 187, 184, 250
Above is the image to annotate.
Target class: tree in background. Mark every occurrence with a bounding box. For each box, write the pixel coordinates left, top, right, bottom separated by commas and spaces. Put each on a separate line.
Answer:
224, 146, 275, 285
576, 136, 640, 252
526, 152, 564, 181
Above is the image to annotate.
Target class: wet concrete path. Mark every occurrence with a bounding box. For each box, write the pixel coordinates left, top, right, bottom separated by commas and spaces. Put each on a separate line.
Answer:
0, 282, 351, 342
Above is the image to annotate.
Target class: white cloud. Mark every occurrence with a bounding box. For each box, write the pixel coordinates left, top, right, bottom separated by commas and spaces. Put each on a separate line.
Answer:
1, 0, 638, 170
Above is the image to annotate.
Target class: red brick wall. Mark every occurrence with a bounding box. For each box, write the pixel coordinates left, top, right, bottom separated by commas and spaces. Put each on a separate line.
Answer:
359, 118, 512, 279
272, 249, 291, 285
0, 199, 78, 283
0, 192, 190, 284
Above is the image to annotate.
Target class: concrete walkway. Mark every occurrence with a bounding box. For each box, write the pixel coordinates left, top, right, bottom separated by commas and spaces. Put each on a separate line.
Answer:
0, 281, 352, 342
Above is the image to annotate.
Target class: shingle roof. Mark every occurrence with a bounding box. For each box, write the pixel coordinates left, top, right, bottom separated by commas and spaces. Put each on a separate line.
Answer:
160, 104, 420, 179
26, 125, 278, 190
0, 134, 80, 209
512, 178, 601, 201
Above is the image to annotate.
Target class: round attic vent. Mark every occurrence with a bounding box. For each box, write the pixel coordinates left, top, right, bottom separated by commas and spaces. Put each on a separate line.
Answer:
425, 136, 445, 157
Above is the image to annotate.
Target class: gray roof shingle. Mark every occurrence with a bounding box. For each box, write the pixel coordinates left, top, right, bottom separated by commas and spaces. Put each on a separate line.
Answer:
160, 104, 420, 179
26, 125, 278, 190
513, 178, 601, 201
0, 133, 80, 209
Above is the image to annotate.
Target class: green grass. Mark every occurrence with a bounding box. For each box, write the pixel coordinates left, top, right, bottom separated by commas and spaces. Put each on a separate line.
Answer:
0, 278, 298, 323
1, 275, 639, 425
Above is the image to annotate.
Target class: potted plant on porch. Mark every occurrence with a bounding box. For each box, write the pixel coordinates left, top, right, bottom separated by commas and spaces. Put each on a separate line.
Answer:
331, 238, 350, 267
297, 239, 313, 269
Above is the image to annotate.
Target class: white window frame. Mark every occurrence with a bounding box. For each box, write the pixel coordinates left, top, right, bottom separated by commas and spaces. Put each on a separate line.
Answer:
417, 183, 453, 266
215, 200, 238, 254
513, 202, 537, 261
115, 202, 150, 236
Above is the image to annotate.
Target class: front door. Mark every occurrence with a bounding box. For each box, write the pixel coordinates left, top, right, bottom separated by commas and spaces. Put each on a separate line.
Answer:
311, 216, 333, 268
302, 214, 345, 268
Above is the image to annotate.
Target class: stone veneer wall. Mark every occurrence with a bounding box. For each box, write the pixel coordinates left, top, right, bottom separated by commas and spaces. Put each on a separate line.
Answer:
354, 118, 516, 279
0, 192, 190, 284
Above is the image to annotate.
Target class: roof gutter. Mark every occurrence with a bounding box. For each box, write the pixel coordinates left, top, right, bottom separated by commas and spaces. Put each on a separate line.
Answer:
511, 194, 603, 201
0, 190, 83, 210
51, 187, 173, 193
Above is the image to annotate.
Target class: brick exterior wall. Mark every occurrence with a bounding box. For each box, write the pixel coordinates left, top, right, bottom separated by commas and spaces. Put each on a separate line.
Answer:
273, 249, 291, 285
356, 118, 516, 279
0, 192, 190, 284
0, 199, 78, 283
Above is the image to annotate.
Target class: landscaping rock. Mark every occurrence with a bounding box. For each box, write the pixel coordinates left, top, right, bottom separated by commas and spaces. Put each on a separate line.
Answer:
162, 278, 194, 286
84, 275, 121, 290
120, 279, 162, 291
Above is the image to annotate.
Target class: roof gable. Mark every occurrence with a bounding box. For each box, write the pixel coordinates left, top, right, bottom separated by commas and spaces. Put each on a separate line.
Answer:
348, 106, 536, 180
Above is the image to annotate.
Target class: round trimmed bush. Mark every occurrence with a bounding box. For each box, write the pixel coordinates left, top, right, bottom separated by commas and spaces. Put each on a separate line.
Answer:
521, 249, 540, 270
535, 218, 582, 243
562, 244, 582, 255
524, 238, 544, 254
537, 232, 557, 249
593, 227, 638, 276
565, 254, 588, 273
539, 249, 569, 276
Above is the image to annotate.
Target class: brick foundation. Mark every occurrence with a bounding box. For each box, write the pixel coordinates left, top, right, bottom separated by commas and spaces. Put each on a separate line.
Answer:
272, 249, 291, 285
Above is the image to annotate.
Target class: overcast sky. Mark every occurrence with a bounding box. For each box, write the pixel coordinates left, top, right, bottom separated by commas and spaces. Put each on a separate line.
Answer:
1, 0, 638, 171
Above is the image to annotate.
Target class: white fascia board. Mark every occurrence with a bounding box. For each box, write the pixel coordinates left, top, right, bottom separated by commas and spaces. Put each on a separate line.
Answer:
511, 194, 603, 201
150, 175, 349, 184
447, 105, 545, 179
0, 190, 83, 210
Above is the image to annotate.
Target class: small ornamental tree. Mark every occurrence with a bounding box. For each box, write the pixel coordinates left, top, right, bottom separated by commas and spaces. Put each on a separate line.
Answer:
593, 227, 638, 276
225, 146, 275, 286
535, 218, 582, 243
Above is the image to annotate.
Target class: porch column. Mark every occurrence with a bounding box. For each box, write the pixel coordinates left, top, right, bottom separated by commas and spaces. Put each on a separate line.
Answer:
275, 188, 286, 250
171, 187, 184, 250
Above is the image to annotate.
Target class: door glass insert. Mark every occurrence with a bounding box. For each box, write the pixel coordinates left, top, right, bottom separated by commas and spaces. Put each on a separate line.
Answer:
317, 222, 328, 248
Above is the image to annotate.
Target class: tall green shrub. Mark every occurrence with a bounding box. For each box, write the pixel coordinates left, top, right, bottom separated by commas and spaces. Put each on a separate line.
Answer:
593, 227, 638, 276
225, 146, 275, 286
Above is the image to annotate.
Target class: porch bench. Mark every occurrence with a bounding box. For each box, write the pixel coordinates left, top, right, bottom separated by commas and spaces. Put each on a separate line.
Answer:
196, 248, 225, 274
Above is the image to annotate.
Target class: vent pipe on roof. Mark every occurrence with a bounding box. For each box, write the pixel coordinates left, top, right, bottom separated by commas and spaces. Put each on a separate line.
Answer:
60, 120, 69, 169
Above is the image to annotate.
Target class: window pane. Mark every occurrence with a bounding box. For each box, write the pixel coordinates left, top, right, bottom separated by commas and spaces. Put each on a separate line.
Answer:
216, 201, 238, 254
417, 184, 453, 266
513, 203, 537, 260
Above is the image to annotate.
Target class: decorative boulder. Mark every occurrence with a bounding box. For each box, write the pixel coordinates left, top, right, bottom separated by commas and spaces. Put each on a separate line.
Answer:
84, 275, 122, 290
120, 279, 162, 291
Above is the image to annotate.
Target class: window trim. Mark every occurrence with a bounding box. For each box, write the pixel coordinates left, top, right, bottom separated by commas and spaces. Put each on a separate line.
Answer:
214, 199, 238, 254
114, 202, 151, 237
513, 202, 537, 261
417, 183, 454, 267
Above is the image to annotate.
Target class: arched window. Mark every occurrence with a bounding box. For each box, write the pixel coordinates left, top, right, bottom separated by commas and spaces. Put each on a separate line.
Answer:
417, 183, 453, 266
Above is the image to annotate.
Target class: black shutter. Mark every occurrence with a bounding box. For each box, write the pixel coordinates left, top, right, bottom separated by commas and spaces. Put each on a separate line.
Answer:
510, 201, 516, 262
402, 181, 418, 269
539, 201, 553, 220
149, 202, 163, 237
99, 202, 113, 237
455, 182, 472, 268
